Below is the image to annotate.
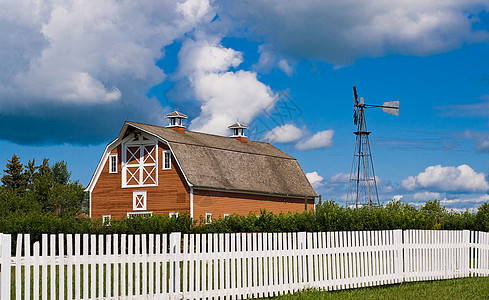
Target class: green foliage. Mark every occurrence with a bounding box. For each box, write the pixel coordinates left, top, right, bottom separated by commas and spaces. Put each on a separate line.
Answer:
0, 199, 488, 244
0, 155, 88, 218
0, 154, 488, 237
475, 202, 489, 231
1, 154, 27, 194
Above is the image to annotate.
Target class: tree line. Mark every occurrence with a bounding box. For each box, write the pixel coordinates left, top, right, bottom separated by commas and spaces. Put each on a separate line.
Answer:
0, 154, 87, 218
0, 154, 488, 241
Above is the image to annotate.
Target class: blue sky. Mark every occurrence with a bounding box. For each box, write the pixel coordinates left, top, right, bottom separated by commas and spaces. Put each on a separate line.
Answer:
1, 1, 489, 210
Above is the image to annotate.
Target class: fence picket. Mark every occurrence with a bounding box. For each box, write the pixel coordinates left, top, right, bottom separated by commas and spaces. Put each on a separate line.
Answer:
15, 234, 21, 300
2, 230, 489, 300
74, 234, 81, 300
90, 235, 96, 300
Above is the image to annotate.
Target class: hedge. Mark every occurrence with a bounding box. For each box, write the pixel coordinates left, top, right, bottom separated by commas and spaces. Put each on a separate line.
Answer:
1, 200, 488, 242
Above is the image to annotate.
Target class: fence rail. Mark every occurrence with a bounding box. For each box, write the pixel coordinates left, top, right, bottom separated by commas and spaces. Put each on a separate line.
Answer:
0, 230, 488, 299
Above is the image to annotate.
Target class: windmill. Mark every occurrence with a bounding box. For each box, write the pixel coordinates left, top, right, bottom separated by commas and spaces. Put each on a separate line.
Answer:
346, 86, 399, 207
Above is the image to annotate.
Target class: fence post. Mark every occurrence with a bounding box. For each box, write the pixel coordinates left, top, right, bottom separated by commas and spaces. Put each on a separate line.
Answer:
393, 230, 403, 284
298, 232, 306, 288
170, 232, 181, 297
1, 234, 12, 300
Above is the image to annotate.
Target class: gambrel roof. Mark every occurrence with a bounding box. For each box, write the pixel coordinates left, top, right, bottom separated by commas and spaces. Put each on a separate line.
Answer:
87, 121, 317, 198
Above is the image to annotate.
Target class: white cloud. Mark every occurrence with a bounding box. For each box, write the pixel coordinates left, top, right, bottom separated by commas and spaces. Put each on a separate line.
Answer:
295, 129, 334, 150
177, 38, 277, 136
262, 124, 304, 143
401, 164, 489, 192
393, 195, 403, 201
219, 1, 489, 65
329, 172, 350, 183
306, 171, 324, 189
413, 191, 442, 201
277, 59, 293, 76
462, 130, 489, 152
1, 0, 214, 105
0, 0, 215, 144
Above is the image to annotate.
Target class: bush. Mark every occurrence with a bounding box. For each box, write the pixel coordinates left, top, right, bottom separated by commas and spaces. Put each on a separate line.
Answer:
1, 200, 488, 244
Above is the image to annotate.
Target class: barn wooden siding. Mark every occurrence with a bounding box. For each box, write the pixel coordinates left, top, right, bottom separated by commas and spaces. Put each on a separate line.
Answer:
90, 142, 190, 219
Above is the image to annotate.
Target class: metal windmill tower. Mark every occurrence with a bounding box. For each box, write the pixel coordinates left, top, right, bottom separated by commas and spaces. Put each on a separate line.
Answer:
346, 86, 399, 207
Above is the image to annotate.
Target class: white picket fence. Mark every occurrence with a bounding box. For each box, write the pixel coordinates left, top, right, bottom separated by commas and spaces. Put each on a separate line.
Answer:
0, 230, 488, 299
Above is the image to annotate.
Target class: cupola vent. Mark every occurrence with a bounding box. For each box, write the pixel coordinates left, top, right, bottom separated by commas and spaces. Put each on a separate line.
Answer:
228, 122, 249, 143
164, 111, 188, 133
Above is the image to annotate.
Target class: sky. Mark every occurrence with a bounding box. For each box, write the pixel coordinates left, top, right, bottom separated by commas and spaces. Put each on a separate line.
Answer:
1, 0, 489, 211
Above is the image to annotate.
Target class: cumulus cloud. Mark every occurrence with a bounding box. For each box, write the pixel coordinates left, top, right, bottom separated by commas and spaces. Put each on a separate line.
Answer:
306, 171, 325, 189
329, 172, 350, 183
0, 0, 214, 144
295, 129, 334, 150
413, 191, 442, 201
393, 195, 404, 201
218, 0, 489, 65
175, 38, 277, 136
401, 164, 489, 192
262, 124, 304, 143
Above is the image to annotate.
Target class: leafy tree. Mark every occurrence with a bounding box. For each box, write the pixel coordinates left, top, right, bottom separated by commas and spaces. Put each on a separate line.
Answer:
0, 155, 88, 217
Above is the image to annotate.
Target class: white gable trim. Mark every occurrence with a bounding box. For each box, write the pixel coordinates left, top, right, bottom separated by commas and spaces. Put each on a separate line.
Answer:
85, 122, 193, 194
126, 123, 193, 188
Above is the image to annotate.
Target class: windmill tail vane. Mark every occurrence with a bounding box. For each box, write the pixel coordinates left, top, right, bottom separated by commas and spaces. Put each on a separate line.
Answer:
346, 86, 399, 208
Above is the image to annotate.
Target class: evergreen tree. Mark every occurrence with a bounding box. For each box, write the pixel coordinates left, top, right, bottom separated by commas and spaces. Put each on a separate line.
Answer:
1, 155, 87, 217
52, 161, 70, 185
24, 159, 38, 187
1, 154, 27, 194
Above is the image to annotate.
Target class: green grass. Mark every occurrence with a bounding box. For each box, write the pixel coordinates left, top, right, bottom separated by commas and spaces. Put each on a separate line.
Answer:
270, 277, 489, 300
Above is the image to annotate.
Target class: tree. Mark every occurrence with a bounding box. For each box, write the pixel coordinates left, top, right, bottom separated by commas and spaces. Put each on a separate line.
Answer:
52, 161, 70, 185
1, 154, 27, 194
1, 155, 88, 217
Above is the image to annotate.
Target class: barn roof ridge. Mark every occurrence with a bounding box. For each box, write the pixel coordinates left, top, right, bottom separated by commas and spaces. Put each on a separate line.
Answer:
125, 121, 295, 160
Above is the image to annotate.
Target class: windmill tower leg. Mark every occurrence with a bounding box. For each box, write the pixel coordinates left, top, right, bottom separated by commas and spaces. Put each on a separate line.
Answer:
347, 107, 380, 207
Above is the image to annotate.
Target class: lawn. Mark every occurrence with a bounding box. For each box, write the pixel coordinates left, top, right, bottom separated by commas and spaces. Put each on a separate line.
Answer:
270, 277, 489, 300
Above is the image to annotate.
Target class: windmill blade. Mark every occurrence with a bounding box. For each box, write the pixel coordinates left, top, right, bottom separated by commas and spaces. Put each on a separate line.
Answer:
353, 86, 358, 106
382, 100, 399, 116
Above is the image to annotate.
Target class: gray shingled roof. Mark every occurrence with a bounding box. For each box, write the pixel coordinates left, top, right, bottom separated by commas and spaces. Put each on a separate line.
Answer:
125, 121, 317, 198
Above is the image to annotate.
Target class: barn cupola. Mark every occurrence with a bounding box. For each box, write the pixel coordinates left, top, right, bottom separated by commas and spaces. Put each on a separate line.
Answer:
228, 122, 249, 143
164, 111, 188, 133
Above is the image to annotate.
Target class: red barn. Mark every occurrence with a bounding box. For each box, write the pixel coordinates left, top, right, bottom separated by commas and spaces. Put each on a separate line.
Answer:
86, 111, 318, 221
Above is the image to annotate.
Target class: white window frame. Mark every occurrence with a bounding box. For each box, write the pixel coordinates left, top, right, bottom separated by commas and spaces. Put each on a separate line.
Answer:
121, 133, 158, 188
162, 150, 171, 170
102, 215, 111, 225
109, 154, 117, 173
127, 211, 152, 218
169, 212, 179, 218
133, 191, 147, 211
206, 213, 213, 224
223, 213, 230, 218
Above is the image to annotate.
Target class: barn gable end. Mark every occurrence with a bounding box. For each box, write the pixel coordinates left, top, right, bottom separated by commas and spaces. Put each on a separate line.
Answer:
86, 118, 317, 219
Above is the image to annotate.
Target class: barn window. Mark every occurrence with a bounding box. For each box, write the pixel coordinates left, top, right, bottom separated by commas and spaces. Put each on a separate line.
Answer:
169, 212, 179, 218
109, 154, 117, 173
133, 191, 147, 211
127, 211, 152, 218
162, 150, 171, 170
102, 215, 111, 225
122, 140, 157, 187
206, 213, 212, 224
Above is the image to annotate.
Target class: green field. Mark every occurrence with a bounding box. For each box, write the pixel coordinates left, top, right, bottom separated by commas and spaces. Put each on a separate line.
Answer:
270, 277, 489, 300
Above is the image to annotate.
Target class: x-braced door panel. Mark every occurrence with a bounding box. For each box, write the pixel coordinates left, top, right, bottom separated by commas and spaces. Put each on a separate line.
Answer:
123, 143, 157, 187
